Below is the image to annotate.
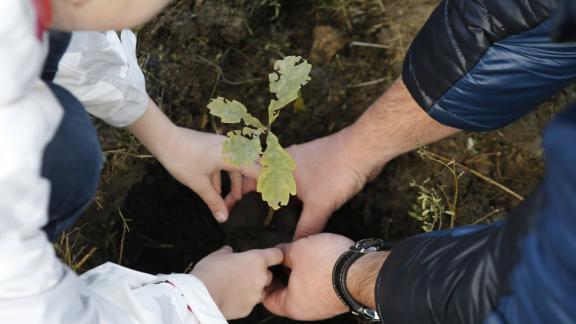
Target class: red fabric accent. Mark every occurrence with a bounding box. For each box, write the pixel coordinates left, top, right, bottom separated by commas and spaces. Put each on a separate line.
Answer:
33, 0, 52, 39
162, 281, 194, 314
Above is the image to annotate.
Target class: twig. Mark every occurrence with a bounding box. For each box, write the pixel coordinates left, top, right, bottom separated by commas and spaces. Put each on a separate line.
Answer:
349, 41, 391, 49
128, 154, 154, 159
346, 77, 387, 88
473, 209, 501, 225
423, 149, 525, 202
76, 247, 98, 270
103, 148, 154, 159
117, 208, 131, 265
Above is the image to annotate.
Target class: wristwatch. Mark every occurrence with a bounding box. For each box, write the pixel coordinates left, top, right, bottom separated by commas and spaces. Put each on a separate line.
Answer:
332, 238, 393, 322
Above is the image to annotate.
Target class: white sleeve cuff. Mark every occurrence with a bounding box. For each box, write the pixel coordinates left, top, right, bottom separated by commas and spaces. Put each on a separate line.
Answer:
158, 274, 228, 324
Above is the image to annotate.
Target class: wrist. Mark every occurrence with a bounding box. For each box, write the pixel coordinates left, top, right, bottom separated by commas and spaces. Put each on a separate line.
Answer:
340, 78, 460, 181
337, 80, 415, 179
346, 251, 389, 310
128, 99, 179, 160
338, 123, 394, 181
190, 269, 224, 310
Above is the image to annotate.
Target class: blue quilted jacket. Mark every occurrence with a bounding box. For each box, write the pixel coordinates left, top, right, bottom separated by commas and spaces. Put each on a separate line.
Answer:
374, 1, 576, 323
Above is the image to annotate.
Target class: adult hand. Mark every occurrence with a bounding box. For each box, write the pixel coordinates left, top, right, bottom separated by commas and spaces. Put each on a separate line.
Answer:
157, 127, 260, 222
263, 233, 354, 320
282, 79, 459, 239
192, 246, 283, 320
288, 129, 385, 239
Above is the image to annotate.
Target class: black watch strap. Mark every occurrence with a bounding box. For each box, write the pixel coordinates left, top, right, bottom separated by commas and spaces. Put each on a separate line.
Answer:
332, 239, 393, 322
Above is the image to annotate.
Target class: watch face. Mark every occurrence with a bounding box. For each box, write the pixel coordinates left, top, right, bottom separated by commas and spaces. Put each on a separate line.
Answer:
353, 238, 385, 253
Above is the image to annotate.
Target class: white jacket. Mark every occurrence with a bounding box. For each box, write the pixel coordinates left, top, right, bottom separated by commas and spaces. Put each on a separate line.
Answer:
0, 1, 226, 323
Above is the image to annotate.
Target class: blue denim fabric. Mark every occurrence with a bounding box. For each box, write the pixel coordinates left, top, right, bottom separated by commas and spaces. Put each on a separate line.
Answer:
41, 32, 102, 241
41, 83, 102, 241
42, 31, 71, 82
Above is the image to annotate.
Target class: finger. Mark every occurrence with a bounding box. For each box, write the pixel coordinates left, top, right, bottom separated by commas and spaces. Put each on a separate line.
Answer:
238, 162, 261, 180
211, 172, 222, 194
222, 161, 261, 180
258, 247, 284, 266
293, 204, 331, 240
242, 177, 258, 195
263, 287, 289, 317
211, 245, 233, 256
264, 270, 274, 287
229, 171, 243, 201
196, 180, 229, 222
276, 243, 294, 269
224, 192, 240, 211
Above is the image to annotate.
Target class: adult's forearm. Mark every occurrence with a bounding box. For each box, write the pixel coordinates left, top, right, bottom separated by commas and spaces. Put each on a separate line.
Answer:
346, 251, 389, 309
340, 78, 460, 178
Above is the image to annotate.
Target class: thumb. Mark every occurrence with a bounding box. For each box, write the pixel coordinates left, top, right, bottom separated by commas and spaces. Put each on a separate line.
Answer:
196, 180, 229, 222
238, 162, 261, 180
294, 204, 331, 240
263, 287, 289, 317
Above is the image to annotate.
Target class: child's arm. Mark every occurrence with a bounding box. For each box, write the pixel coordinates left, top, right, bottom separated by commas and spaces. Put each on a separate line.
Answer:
53, 30, 259, 221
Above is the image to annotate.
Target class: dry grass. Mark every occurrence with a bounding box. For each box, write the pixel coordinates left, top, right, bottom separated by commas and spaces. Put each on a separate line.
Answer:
54, 227, 98, 273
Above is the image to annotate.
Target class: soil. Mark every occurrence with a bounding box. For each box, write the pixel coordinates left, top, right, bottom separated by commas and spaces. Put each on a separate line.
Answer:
72, 1, 576, 323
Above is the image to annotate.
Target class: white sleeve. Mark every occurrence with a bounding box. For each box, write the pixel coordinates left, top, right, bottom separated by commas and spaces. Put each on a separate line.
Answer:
0, 0, 64, 301
79, 264, 228, 324
0, 3, 226, 323
0, 57, 226, 324
53, 30, 149, 127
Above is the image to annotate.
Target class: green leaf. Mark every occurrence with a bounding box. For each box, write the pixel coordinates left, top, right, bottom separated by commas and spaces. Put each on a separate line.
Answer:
223, 131, 262, 166
208, 97, 264, 128
243, 114, 265, 130
257, 132, 296, 210
268, 56, 312, 123
241, 127, 258, 136
208, 98, 247, 123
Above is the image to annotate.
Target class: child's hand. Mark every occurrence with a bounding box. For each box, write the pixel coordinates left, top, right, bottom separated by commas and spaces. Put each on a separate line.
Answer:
157, 126, 260, 222
192, 246, 283, 320
129, 100, 260, 222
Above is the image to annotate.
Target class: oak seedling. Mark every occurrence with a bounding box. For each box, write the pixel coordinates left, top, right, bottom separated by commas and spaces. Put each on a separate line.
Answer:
208, 56, 312, 210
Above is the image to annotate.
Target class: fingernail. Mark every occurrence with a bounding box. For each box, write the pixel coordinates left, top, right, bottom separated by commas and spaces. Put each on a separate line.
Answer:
214, 211, 227, 222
